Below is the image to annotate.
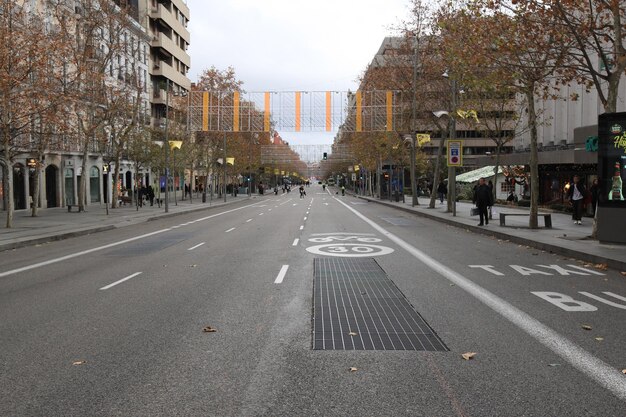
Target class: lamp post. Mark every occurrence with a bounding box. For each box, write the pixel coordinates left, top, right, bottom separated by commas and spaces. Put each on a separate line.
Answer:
223, 131, 227, 203
410, 31, 419, 207
163, 79, 170, 213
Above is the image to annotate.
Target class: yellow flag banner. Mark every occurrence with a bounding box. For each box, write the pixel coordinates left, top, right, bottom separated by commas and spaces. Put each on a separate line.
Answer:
416, 134, 431, 146
457, 109, 479, 123
354, 165, 360, 172
274, 169, 280, 175
169, 140, 183, 150
226, 157, 235, 166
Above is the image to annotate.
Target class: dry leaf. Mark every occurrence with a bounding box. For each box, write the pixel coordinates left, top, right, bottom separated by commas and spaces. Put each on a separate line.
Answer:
461, 352, 477, 360
620, 272, 626, 277
583, 264, 592, 268
582, 325, 592, 331
548, 363, 560, 367
622, 369, 626, 375
595, 337, 604, 341
348, 332, 358, 336
189, 264, 197, 268
594, 263, 608, 271
202, 326, 217, 333
72, 360, 86, 366
349, 367, 358, 372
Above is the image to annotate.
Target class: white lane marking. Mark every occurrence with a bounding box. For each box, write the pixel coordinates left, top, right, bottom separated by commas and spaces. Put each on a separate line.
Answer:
274, 265, 289, 284
292, 203, 298, 206
188, 242, 205, 251
171, 225, 181, 229
100, 272, 143, 290
292, 238, 299, 246
275, 205, 279, 208
333, 196, 626, 401
225, 227, 236, 233
0, 201, 265, 279
259, 213, 264, 216
268, 209, 272, 211
304, 217, 307, 220
311, 232, 375, 236
246, 219, 253, 222
299, 225, 304, 230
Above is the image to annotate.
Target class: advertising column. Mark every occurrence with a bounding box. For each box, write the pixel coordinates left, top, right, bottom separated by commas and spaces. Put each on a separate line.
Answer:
597, 112, 626, 243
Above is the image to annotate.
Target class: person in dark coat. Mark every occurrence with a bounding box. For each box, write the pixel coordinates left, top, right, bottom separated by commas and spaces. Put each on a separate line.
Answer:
437, 181, 447, 204
473, 177, 493, 226
147, 185, 155, 206
567, 174, 587, 225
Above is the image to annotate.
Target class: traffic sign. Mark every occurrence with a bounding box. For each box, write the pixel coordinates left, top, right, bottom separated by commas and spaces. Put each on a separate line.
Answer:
447, 140, 463, 167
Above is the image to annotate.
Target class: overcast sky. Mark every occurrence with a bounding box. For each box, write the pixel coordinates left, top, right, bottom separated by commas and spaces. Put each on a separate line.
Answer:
186, 0, 410, 146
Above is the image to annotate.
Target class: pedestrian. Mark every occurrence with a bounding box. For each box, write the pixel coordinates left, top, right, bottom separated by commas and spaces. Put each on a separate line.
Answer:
341, 185, 345, 196
437, 181, 447, 204
299, 185, 305, 198
506, 190, 516, 206
487, 180, 494, 219
567, 174, 587, 225
590, 178, 599, 215
473, 177, 493, 226
147, 185, 155, 206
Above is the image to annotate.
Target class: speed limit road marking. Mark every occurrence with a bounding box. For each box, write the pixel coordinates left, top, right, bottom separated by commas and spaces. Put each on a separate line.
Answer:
306, 243, 394, 257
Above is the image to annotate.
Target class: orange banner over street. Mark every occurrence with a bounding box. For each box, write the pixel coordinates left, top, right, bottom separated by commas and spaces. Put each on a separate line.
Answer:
295, 92, 302, 132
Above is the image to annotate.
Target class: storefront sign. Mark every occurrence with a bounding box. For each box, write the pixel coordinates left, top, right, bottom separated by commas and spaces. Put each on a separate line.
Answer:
598, 113, 626, 206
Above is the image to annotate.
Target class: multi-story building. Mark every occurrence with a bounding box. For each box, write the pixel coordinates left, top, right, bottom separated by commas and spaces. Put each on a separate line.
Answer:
138, 0, 191, 127
1, 0, 191, 212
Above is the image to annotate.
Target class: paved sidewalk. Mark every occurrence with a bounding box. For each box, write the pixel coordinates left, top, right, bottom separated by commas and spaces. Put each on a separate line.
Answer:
0, 193, 265, 252
347, 191, 626, 271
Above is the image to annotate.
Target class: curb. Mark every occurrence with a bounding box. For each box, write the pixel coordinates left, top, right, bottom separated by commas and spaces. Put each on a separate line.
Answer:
0, 196, 262, 252
351, 193, 626, 271
1, 225, 116, 252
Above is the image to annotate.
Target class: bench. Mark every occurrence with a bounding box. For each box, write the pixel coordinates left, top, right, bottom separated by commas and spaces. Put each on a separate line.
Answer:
500, 212, 552, 228
119, 196, 132, 206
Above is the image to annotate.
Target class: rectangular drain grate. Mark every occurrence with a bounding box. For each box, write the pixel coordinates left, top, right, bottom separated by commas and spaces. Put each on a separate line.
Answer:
313, 258, 448, 351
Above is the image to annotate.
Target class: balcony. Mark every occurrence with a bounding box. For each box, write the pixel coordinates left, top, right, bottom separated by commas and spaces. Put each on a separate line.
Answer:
149, 3, 190, 44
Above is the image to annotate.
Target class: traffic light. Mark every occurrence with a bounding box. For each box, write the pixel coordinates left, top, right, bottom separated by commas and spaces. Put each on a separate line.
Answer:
323, 152, 327, 160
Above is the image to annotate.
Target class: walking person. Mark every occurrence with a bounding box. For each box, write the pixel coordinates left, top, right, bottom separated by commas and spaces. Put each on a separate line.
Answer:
299, 185, 306, 199
437, 181, 447, 204
567, 174, 587, 225
473, 177, 493, 226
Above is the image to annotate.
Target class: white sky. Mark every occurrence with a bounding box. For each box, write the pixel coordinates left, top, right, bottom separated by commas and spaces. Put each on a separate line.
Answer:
186, 0, 410, 145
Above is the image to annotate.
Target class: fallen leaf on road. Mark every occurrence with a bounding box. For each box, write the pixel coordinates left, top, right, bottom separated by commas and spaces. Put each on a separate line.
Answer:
349, 367, 358, 372
595, 337, 604, 341
582, 325, 592, 330
620, 272, 626, 277
72, 360, 86, 366
548, 363, 560, 367
622, 369, 626, 375
348, 332, 358, 336
594, 263, 608, 271
461, 352, 477, 361
450, 284, 455, 287
202, 326, 217, 333
583, 264, 592, 268
189, 264, 197, 268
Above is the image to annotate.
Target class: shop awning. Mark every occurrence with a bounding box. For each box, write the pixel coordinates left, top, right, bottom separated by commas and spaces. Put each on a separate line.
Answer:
454, 166, 502, 183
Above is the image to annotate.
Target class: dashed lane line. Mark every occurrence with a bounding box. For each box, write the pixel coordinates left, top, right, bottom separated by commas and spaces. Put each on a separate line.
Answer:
299, 225, 304, 230
187, 242, 205, 251
100, 272, 142, 290
274, 265, 289, 284
292, 238, 299, 246
225, 227, 236, 233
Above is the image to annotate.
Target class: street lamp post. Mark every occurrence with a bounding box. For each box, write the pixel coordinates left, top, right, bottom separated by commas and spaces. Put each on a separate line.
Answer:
410, 32, 419, 207
448, 79, 458, 217
223, 131, 227, 203
164, 79, 170, 213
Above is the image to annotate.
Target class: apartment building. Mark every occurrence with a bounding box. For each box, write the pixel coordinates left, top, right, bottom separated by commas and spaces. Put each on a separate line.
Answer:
1, 0, 153, 211
138, 0, 191, 128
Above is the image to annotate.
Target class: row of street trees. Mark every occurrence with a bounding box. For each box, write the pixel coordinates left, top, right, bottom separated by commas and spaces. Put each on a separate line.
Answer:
339, 0, 625, 229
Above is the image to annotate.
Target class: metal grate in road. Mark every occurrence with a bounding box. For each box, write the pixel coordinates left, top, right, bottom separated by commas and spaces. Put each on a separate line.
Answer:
313, 258, 448, 351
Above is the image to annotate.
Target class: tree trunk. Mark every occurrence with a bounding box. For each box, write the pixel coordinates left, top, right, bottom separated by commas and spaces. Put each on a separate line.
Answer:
31, 163, 41, 217
492, 142, 502, 201
429, 138, 446, 208
111, 151, 121, 209
526, 88, 539, 229
78, 145, 88, 212
5, 163, 14, 228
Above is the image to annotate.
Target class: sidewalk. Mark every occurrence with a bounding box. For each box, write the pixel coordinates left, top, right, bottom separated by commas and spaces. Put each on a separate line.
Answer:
0, 193, 263, 252
348, 191, 626, 271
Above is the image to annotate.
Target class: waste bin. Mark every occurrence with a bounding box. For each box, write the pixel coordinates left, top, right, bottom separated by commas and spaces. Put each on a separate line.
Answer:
202, 192, 206, 203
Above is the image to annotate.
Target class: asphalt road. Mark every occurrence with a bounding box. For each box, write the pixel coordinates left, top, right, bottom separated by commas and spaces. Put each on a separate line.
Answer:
0, 184, 625, 416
